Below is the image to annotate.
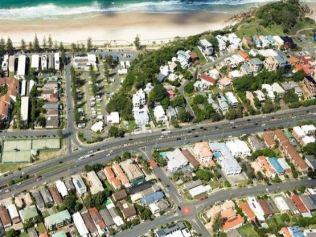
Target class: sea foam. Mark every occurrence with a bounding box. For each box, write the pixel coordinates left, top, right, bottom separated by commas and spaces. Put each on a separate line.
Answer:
0, 0, 285, 20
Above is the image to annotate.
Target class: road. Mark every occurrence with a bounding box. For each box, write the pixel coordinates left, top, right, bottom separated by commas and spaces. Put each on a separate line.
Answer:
114, 178, 316, 237
0, 105, 315, 236
0, 105, 315, 195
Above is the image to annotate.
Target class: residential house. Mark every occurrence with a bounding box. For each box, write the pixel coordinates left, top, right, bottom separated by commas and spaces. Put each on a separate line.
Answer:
303, 76, 316, 98
209, 143, 242, 175
199, 39, 213, 56
154, 105, 167, 123
44, 210, 71, 230
0, 77, 19, 123
165, 148, 188, 172
225, 92, 238, 108
120, 159, 145, 186
72, 175, 87, 196
86, 171, 104, 195
193, 142, 213, 167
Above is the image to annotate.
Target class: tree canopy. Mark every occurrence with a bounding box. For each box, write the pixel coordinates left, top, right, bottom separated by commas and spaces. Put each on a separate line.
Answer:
255, 0, 305, 33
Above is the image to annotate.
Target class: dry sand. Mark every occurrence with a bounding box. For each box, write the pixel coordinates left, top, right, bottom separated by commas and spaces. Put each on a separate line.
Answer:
0, 11, 235, 46
1, 1, 315, 46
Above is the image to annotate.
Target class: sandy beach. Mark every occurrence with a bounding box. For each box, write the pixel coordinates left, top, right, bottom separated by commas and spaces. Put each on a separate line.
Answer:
0, 11, 235, 46
0, 1, 315, 47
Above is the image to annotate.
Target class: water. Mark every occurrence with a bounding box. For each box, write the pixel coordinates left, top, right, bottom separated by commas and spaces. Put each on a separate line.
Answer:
0, 0, 276, 19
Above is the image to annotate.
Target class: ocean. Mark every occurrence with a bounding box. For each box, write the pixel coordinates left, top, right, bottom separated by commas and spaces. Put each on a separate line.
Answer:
0, 0, 276, 19
0, 0, 313, 19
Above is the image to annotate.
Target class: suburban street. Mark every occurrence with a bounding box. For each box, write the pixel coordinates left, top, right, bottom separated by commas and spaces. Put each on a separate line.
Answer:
0, 54, 316, 236
0, 105, 315, 194
0, 104, 315, 236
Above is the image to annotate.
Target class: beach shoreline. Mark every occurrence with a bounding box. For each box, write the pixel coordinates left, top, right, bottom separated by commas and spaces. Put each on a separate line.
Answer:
0, 1, 315, 47
0, 11, 236, 46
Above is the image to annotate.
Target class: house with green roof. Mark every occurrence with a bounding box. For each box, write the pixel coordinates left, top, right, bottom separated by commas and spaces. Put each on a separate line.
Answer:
44, 210, 71, 230
52, 231, 67, 237
19, 205, 39, 223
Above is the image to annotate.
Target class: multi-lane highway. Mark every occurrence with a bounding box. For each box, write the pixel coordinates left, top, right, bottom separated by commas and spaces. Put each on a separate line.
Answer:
0, 105, 315, 199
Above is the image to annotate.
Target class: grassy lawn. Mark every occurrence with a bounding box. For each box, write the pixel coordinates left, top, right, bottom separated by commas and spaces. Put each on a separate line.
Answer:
19, 233, 28, 237
290, 18, 316, 34
36, 222, 46, 233
193, 46, 207, 64
0, 163, 26, 174
238, 224, 260, 237
236, 19, 284, 38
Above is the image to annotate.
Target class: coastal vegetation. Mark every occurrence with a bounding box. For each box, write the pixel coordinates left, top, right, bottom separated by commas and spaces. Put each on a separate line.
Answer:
235, 0, 315, 36
106, 0, 315, 122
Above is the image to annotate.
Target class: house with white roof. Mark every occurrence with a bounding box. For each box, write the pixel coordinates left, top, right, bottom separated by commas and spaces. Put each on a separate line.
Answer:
41, 55, 48, 71
133, 107, 149, 127
21, 96, 29, 124
1, 54, 9, 74
144, 83, 154, 94
176, 50, 191, 69
165, 148, 188, 172
226, 139, 251, 158
301, 125, 316, 135
247, 196, 265, 222
86, 171, 104, 195
17, 55, 26, 79
262, 84, 275, 100
91, 121, 104, 133
225, 92, 239, 108
273, 36, 284, 49
301, 136, 316, 146
158, 65, 170, 82
209, 142, 242, 175
55, 180, 68, 197
208, 69, 220, 80
132, 89, 146, 108
154, 105, 167, 123
31, 54, 40, 71
54, 53, 60, 71
107, 112, 120, 124
273, 196, 290, 213
272, 82, 285, 95
254, 90, 266, 102
72, 175, 87, 196
73, 212, 89, 237
216, 35, 227, 51
199, 39, 213, 56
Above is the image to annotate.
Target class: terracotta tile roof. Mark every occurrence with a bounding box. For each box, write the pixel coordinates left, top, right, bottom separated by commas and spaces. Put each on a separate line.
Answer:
0, 77, 18, 121
239, 201, 256, 221
181, 148, 199, 168
258, 199, 274, 216
283, 143, 308, 171
88, 207, 106, 230
103, 167, 115, 179
239, 51, 250, 61
48, 186, 63, 205
291, 194, 309, 214
274, 129, 288, 145
274, 129, 308, 171
258, 156, 275, 174
112, 189, 128, 202
281, 227, 291, 237
39, 232, 49, 237
200, 73, 216, 85
148, 159, 158, 169
222, 214, 244, 231
81, 211, 98, 234
0, 205, 11, 227
262, 131, 276, 148
221, 208, 236, 219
